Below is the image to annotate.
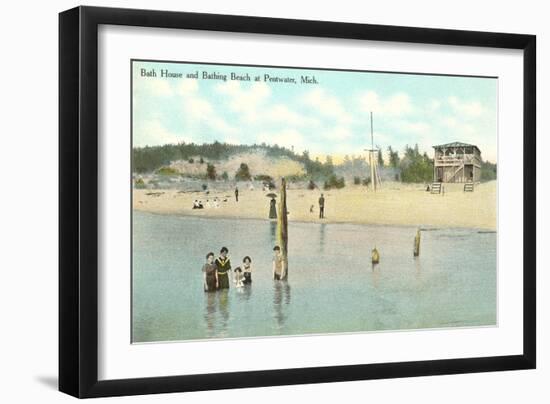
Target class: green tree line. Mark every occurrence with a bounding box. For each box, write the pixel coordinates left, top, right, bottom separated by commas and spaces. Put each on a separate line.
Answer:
133, 141, 496, 184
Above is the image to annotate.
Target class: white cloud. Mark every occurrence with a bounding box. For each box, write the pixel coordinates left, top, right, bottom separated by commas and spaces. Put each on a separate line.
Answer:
428, 99, 441, 112
264, 104, 319, 127
321, 126, 353, 141
177, 79, 199, 96
448, 96, 485, 118
358, 91, 413, 117
133, 119, 188, 147
139, 78, 173, 97
439, 115, 475, 135
180, 87, 238, 135
184, 97, 212, 116
394, 121, 432, 135
302, 88, 353, 125
216, 81, 271, 123
216, 83, 322, 130
441, 116, 459, 129
209, 115, 239, 135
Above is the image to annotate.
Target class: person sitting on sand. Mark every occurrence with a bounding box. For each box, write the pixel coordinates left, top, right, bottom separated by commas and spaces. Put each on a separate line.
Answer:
233, 267, 244, 288
215, 247, 232, 289
272, 246, 286, 280
242, 256, 253, 284
202, 252, 218, 292
192, 200, 201, 209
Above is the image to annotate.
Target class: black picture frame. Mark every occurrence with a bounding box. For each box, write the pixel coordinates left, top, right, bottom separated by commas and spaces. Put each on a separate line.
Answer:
59, 5, 536, 398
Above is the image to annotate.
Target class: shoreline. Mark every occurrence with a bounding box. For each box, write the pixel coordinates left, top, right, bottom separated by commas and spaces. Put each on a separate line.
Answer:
133, 181, 497, 231
133, 209, 496, 232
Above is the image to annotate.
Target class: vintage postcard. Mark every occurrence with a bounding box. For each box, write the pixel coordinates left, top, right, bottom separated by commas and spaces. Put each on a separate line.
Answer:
131, 60, 497, 343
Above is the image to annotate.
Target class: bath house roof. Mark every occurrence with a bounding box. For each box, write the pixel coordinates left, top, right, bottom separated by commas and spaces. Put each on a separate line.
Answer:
432, 141, 480, 152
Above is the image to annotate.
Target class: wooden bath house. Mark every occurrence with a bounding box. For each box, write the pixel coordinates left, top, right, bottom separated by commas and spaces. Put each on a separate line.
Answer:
433, 142, 482, 183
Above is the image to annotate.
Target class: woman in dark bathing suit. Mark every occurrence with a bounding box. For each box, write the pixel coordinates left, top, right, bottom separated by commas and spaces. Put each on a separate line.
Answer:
242, 256, 253, 284
202, 252, 218, 292
215, 247, 232, 289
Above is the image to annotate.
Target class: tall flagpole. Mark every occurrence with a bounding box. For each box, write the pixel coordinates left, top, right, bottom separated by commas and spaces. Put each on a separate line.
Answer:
370, 111, 374, 150
370, 112, 376, 191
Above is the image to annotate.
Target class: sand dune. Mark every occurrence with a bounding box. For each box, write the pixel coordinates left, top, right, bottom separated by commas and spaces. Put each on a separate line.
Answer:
168, 150, 306, 179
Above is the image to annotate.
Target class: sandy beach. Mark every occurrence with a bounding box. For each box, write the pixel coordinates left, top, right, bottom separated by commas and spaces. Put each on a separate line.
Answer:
133, 181, 496, 230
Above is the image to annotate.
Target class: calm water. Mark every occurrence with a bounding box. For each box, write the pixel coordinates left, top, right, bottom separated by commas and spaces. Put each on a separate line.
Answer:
132, 212, 496, 342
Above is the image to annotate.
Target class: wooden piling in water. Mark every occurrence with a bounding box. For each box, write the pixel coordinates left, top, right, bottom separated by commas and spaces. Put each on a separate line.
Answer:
276, 177, 289, 279
414, 229, 421, 257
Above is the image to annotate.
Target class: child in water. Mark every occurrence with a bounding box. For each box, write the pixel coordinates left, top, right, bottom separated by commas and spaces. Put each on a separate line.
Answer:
233, 267, 244, 288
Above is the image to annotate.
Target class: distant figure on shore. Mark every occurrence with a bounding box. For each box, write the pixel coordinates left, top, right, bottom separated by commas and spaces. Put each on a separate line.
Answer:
193, 200, 204, 209
318, 194, 325, 219
273, 246, 286, 280
269, 197, 277, 219
235, 187, 239, 202
202, 252, 218, 292
310, 204, 314, 213
215, 247, 232, 289
242, 256, 253, 284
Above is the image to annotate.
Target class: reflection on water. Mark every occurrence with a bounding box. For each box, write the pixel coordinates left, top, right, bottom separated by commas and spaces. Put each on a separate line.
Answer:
236, 284, 253, 302
319, 223, 326, 254
414, 256, 421, 281
371, 263, 381, 289
269, 221, 277, 242
273, 280, 291, 331
203, 290, 231, 338
203, 292, 216, 338
132, 212, 497, 342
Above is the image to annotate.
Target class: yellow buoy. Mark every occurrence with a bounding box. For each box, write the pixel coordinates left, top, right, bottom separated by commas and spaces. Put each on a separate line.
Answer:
371, 247, 380, 264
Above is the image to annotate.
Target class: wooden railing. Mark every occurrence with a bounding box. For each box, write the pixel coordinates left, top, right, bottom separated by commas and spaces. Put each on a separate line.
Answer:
434, 155, 480, 165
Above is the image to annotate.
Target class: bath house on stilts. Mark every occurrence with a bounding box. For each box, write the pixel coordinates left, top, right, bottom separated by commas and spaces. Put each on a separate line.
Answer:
431, 142, 482, 193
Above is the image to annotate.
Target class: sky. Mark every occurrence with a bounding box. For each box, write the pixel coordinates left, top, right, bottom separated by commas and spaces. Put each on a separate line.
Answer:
132, 60, 498, 163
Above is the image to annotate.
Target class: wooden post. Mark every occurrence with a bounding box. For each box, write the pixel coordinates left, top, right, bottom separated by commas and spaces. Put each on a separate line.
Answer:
414, 229, 421, 257
276, 177, 289, 279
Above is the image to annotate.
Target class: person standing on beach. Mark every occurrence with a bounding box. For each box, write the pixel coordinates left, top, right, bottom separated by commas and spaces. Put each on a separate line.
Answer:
202, 252, 218, 292
318, 193, 325, 219
272, 246, 286, 280
215, 247, 232, 289
235, 187, 239, 202
269, 197, 277, 219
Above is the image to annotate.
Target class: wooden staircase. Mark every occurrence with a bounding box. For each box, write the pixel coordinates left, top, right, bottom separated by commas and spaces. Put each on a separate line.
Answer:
431, 182, 442, 194
464, 182, 474, 192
